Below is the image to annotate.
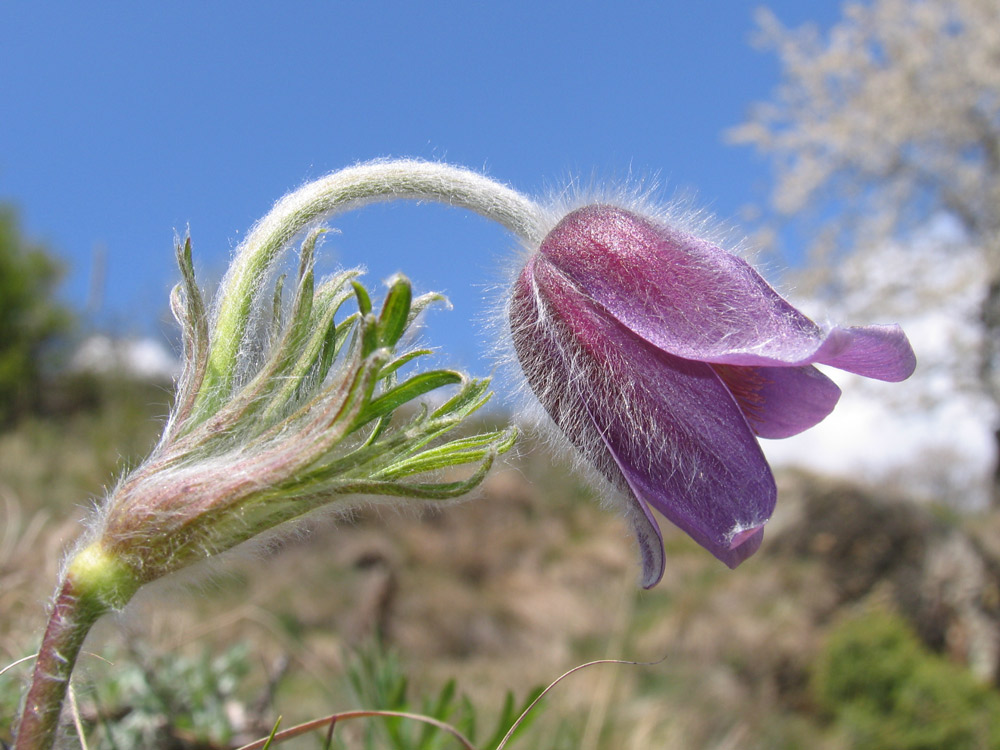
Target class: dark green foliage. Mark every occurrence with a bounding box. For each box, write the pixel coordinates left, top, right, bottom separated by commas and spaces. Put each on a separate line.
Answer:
0, 206, 71, 424
341, 642, 546, 750
814, 609, 1000, 750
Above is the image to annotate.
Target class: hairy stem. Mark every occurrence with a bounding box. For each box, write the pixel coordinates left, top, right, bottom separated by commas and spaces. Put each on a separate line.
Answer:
16, 545, 138, 750
200, 160, 547, 410
14, 576, 108, 750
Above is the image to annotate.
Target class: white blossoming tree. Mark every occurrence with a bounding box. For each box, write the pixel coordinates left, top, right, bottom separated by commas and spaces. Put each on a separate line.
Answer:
730, 0, 1000, 504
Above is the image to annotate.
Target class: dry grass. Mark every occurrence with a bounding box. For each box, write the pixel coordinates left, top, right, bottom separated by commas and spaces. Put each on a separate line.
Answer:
3, 389, 997, 749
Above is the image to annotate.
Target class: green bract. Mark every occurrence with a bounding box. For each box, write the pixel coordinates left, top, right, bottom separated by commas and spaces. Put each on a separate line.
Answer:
82, 230, 515, 597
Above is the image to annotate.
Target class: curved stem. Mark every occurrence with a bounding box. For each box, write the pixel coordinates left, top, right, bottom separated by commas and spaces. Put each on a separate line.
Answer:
14, 576, 108, 750
15, 161, 540, 748
200, 160, 547, 410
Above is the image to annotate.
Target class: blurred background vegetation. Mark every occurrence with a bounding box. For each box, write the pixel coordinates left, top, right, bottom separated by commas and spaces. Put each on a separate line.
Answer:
0, 207, 72, 425
5, 0, 1000, 747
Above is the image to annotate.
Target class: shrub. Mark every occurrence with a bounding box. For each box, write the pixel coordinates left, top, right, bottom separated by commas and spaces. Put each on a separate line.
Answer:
814, 609, 1000, 749
0, 206, 71, 423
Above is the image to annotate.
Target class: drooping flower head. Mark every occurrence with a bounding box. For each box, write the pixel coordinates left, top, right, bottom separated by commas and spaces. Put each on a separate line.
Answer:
509, 204, 915, 588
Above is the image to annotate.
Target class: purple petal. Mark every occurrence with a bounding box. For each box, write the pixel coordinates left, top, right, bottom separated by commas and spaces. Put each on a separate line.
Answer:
711, 364, 842, 439
539, 206, 916, 379
513, 256, 777, 585
510, 265, 666, 586
810, 324, 916, 381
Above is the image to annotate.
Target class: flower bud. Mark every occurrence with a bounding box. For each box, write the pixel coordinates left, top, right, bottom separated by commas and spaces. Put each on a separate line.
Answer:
509, 205, 915, 588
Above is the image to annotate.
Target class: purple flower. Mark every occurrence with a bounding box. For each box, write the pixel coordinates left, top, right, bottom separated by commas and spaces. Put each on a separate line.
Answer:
509, 205, 915, 588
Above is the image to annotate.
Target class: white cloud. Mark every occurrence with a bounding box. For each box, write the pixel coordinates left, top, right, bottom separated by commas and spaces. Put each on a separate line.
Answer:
71, 335, 180, 381
763, 232, 996, 508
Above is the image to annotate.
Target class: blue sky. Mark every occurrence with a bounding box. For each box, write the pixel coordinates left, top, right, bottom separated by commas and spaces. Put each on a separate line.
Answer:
0, 2, 844, 373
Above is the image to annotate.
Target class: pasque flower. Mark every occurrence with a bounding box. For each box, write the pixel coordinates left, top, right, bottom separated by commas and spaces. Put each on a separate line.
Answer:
509, 204, 916, 588
16, 162, 915, 748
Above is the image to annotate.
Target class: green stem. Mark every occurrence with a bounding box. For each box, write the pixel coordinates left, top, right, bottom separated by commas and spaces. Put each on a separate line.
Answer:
198, 160, 547, 414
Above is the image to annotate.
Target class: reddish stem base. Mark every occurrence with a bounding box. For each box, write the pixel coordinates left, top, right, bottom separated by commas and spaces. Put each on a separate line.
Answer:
14, 575, 105, 750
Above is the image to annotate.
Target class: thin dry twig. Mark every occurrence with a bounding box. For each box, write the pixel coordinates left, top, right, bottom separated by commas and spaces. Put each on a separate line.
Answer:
66, 685, 90, 750
234, 709, 478, 750
234, 655, 666, 750
495, 657, 665, 750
